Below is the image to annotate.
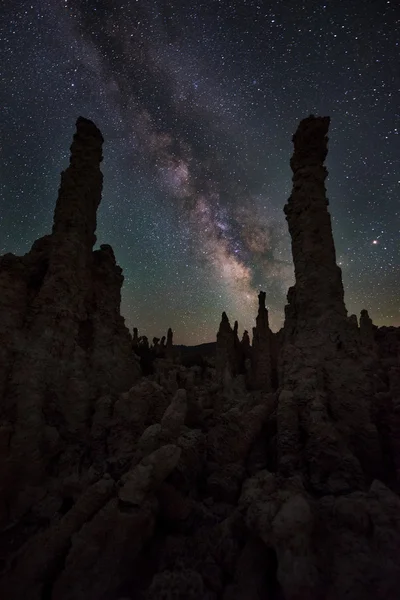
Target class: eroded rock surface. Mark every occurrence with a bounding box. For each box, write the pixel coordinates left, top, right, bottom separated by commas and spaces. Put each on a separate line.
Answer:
251, 291, 273, 390
0, 117, 140, 534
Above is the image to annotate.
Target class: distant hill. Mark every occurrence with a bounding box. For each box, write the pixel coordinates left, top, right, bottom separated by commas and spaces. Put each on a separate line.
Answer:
174, 342, 216, 367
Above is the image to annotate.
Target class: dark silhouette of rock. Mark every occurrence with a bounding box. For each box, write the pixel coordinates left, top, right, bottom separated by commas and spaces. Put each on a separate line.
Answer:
140, 335, 149, 348
232, 319, 245, 375
281, 116, 346, 339
216, 311, 235, 385
255, 115, 400, 599
251, 291, 273, 390
360, 308, 376, 349
241, 330, 251, 357
0, 117, 140, 530
166, 327, 174, 361
279, 115, 384, 488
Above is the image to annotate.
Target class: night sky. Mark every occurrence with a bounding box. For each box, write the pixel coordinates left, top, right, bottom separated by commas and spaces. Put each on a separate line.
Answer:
1, 0, 399, 344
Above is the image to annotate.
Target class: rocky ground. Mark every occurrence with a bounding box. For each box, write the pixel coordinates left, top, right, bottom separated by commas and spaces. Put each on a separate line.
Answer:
0, 116, 399, 599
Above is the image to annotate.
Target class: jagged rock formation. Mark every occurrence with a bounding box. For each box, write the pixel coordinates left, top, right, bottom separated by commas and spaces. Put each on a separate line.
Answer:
1, 116, 399, 600
262, 115, 400, 598
232, 320, 244, 376
251, 291, 273, 390
0, 117, 140, 530
360, 309, 376, 349
132, 328, 176, 374
283, 116, 347, 328
166, 327, 174, 360
215, 314, 247, 387
279, 116, 385, 488
241, 330, 251, 358
215, 311, 235, 385
374, 325, 400, 484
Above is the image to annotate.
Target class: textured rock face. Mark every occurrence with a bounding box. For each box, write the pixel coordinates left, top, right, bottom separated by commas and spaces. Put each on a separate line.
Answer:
216, 311, 235, 383
283, 115, 346, 329
241, 330, 251, 356
374, 326, 400, 484
251, 291, 273, 390
265, 116, 400, 598
359, 309, 376, 349
0, 117, 140, 529
279, 116, 384, 490
215, 313, 248, 388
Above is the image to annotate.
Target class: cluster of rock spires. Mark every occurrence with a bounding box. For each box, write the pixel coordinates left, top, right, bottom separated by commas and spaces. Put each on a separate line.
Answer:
215, 290, 277, 391
0, 115, 399, 599
132, 326, 173, 356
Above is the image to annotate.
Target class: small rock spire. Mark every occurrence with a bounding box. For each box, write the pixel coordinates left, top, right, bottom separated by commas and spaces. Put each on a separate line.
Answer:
166, 327, 174, 360
251, 291, 272, 390
216, 312, 235, 383
360, 309, 376, 348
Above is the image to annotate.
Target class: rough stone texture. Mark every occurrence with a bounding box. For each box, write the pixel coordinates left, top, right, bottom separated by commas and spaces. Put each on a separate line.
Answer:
51, 496, 157, 600
373, 325, 400, 486
266, 115, 400, 597
1, 115, 399, 600
0, 118, 140, 530
145, 569, 205, 600
251, 291, 273, 390
279, 116, 385, 490
160, 388, 188, 439
119, 445, 182, 506
0, 477, 115, 599
106, 379, 169, 468
359, 309, 377, 350
216, 312, 236, 385
283, 116, 347, 325
241, 330, 251, 359
232, 320, 244, 375
240, 471, 400, 599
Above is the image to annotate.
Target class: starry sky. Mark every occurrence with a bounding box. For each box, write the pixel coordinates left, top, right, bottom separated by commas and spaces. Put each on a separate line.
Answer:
1, 0, 399, 344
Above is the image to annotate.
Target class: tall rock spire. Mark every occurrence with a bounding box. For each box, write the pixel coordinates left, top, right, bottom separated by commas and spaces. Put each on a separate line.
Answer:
251, 291, 272, 390
278, 115, 383, 494
216, 312, 235, 384
283, 115, 347, 328
52, 116, 103, 244
166, 327, 174, 361
0, 117, 140, 528
39, 117, 104, 319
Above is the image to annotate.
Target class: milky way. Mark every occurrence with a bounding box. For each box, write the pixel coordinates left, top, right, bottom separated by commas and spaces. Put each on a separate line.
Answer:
1, 0, 399, 343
